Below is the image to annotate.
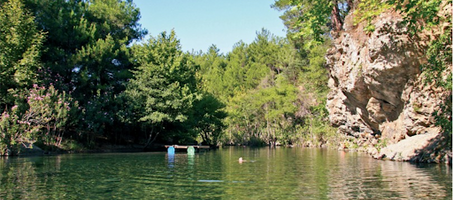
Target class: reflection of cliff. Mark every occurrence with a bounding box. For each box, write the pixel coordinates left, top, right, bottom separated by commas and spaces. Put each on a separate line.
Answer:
220, 148, 452, 199
328, 154, 452, 199
326, 2, 452, 163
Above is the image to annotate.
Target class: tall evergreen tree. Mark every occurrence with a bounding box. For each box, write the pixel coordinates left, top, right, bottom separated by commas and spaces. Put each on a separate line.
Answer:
23, 0, 147, 141
195, 45, 227, 98
125, 31, 200, 147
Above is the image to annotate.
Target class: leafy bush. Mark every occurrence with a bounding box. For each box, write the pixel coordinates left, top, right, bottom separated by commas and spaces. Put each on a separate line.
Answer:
0, 85, 74, 155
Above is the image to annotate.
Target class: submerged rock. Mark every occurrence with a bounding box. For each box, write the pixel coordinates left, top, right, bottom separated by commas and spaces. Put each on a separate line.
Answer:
20, 143, 45, 156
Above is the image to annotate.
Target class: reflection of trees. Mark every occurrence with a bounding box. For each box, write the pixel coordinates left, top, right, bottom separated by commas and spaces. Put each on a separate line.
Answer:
1, 158, 33, 199
0, 149, 450, 199
0, 157, 38, 199
0, 156, 70, 199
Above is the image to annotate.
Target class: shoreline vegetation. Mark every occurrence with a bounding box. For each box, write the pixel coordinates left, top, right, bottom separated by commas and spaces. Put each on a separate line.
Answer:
1, 0, 450, 164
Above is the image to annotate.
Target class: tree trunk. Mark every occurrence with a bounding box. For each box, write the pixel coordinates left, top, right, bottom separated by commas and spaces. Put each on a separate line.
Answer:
200, 131, 211, 145
331, 1, 343, 31
347, 0, 354, 12
144, 131, 159, 149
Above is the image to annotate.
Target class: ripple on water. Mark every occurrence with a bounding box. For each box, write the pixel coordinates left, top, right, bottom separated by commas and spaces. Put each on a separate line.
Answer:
0, 148, 451, 199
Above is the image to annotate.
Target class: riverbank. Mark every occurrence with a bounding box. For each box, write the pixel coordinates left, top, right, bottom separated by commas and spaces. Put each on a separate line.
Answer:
16, 142, 217, 156
17, 143, 151, 156
338, 132, 452, 165
15, 139, 451, 166
373, 133, 452, 164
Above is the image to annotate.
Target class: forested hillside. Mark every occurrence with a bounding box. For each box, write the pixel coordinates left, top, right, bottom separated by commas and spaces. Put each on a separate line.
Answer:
0, 0, 450, 159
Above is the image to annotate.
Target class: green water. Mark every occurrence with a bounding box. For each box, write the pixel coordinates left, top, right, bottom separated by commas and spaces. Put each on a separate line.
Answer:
0, 147, 451, 199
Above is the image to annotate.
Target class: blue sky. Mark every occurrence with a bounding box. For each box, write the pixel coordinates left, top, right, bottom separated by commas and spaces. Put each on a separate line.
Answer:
133, 0, 286, 54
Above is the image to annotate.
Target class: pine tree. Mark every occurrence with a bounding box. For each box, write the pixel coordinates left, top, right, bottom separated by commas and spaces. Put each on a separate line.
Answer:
125, 31, 199, 147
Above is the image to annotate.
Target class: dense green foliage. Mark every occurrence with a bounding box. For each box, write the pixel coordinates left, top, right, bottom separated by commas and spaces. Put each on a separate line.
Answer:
21, 0, 148, 146
1, 0, 449, 154
0, 0, 341, 152
0, 0, 44, 108
0, 0, 228, 153
193, 28, 337, 146
124, 31, 201, 146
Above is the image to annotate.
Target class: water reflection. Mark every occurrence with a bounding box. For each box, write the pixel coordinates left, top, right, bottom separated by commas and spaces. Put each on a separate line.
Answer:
0, 148, 451, 199
328, 154, 451, 199
0, 156, 68, 199
188, 154, 194, 166
167, 154, 175, 168
220, 148, 451, 199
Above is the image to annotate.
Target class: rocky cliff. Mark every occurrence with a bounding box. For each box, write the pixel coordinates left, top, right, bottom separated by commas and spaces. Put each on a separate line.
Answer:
326, 4, 451, 163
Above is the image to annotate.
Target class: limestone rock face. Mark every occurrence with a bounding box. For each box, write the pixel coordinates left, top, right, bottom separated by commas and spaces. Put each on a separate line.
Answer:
326, 8, 451, 163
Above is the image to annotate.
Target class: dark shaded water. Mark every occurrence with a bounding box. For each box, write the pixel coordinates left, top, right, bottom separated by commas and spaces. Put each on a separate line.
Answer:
0, 147, 451, 199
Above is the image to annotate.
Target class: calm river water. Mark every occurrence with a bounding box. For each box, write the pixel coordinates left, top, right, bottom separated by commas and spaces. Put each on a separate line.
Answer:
0, 147, 451, 199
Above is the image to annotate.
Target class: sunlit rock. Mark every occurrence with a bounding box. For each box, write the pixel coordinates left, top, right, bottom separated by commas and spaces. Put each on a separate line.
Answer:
326, 5, 451, 163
